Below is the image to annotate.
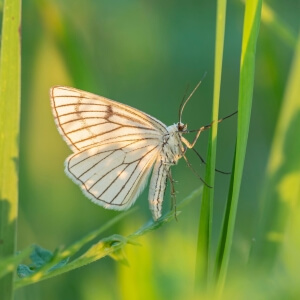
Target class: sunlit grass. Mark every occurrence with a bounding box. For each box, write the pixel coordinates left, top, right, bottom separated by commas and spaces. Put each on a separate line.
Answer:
214, 0, 262, 295
195, 0, 263, 297
195, 0, 227, 291
0, 0, 21, 299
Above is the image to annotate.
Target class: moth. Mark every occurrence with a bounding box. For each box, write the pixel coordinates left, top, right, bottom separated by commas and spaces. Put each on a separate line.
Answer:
50, 84, 233, 220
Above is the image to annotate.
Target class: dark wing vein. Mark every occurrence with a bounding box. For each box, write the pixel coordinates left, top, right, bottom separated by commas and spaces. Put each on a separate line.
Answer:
50, 86, 167, 152
66, 140, 160, 209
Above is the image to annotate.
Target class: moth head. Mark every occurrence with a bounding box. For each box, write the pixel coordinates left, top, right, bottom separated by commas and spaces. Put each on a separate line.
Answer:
177, 122, 187, 132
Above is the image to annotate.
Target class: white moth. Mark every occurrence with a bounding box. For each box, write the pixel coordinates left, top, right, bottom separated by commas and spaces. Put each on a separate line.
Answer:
50, 84, 208, 220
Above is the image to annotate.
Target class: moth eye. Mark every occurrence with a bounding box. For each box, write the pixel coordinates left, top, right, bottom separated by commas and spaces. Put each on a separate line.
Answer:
177, 122, 186, 132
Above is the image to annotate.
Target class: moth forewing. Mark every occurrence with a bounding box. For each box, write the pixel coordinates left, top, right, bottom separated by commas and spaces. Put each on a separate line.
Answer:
50, 86, 167, 152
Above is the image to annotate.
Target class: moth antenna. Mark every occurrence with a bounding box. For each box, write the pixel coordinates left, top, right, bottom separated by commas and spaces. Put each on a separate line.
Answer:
179, 72, 207, 124
178, 84, 190, 123
217, 110, 238, 123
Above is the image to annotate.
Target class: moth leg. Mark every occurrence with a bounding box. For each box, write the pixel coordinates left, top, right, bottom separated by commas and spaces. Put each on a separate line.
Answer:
167, 169, 178, 221
181, 124, 211, 149
182, 154, 212, 188
182, 111, 238, 149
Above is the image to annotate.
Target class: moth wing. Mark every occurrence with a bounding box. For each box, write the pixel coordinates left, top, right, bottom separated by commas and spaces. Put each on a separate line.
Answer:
50, 86, 167, 152
65, 138, 160, 210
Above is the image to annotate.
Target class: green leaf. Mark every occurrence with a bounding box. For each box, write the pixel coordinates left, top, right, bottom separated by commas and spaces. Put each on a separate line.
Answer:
16, 265, 34, 278
48, 258, 69, 272
0, 247, 31, 279
30, 245, 53, 268
16, 245, 70, 278
108, 247, 130, 267
14, 188, 201, 289
214, 0, 262, 295
195, 0, 227, 291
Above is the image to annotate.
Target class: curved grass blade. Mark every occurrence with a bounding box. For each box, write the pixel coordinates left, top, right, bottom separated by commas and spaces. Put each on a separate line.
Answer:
0, 0, 22, 298
14, 188, 202, 289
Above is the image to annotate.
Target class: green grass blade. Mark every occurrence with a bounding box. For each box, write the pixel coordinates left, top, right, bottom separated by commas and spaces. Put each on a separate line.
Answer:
250, 32, 300, 269
0, 0, 21, 299
195, 0, 227, 291
214, 0, 262, 294
213, 147, 235, 281
15, 188, 202, 289
14, 209, 135, 289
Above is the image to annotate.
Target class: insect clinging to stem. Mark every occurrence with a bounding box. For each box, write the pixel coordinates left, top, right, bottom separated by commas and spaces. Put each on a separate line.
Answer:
50, 80, 236, 220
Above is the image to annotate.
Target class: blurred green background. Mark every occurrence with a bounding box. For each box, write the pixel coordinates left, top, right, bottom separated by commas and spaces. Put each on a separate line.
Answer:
15, 0, 299, 299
